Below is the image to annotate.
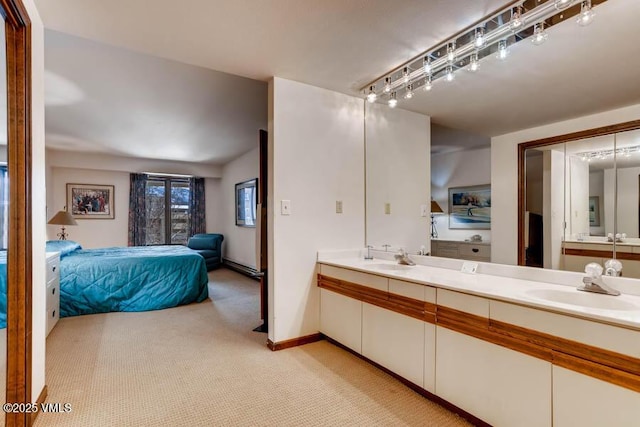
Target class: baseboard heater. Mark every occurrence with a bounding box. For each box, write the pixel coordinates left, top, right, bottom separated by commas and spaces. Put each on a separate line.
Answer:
222, 258, 261, 281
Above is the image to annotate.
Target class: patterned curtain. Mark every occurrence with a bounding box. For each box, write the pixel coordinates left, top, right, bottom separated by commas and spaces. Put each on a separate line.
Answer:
189, 177, 206, 236
128, 173, 148, 246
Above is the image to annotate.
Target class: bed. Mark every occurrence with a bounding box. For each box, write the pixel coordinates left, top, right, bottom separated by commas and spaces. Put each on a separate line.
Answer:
45, 241, 209, 318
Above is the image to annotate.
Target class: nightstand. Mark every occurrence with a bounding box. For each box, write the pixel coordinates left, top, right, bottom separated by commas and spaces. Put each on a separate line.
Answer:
46, 252, 60, 336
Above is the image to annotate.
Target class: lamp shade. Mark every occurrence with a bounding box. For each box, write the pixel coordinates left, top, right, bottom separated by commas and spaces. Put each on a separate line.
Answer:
431, 200, 444, 214
48, 210, 78, 226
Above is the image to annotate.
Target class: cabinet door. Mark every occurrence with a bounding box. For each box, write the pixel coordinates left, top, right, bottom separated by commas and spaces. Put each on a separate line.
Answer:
362, 302, 424, 387
435, 327, 552, 427
319, 288, 362, 353
553, 366, 640, 427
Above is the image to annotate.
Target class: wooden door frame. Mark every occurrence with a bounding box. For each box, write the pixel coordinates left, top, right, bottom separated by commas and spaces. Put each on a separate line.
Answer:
1, 0, 33, 426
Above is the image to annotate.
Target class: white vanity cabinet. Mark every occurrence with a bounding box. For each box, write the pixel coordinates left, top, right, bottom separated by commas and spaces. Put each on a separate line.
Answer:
319, 289, 362, 353
553, 366, 640, 427
46, 252, 61, 336
362, 279, 435, 389
435, 289, 552, 427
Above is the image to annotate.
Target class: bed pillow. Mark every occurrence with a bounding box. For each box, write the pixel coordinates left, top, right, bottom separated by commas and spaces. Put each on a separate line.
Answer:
46, 240, 82, 258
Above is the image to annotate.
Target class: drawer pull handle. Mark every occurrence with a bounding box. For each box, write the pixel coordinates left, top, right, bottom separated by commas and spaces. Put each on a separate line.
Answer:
52, 310, 55, 318
472, 248, 479, 253
52, 288, 56, 295
52, 266, 56, 272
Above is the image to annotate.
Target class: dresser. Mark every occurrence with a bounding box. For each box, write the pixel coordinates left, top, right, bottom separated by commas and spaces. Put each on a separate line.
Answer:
431, 239, 491, 262
46, 252, 61, 336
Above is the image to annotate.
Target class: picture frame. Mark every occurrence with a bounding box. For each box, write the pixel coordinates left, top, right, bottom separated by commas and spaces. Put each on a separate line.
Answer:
67, 183, 115, 219
448, 184, 491, 230
235, 178, 258, 227
589, 196, 600, 226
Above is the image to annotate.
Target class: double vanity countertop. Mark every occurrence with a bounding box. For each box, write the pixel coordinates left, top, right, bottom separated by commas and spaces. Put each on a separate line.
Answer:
318, 255, 640, 331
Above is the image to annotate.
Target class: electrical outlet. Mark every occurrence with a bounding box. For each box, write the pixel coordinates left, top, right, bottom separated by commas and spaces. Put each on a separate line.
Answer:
281, 200, 291, 215
384, 203, 391, 215
336, 200, 343, 214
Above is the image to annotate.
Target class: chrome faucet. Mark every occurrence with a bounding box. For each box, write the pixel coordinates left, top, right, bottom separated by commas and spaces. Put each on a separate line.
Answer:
578, 262, 620, 296
364, 245, 374, 260
394, 248, 415, 266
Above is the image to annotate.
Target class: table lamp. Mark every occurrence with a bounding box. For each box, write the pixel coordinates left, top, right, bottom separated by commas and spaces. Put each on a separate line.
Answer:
430, 200, 444, 238
48, 210, 78, 240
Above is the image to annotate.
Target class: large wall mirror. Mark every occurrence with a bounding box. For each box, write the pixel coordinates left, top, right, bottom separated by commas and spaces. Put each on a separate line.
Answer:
519, 121, 640, 279
364, 101, 430, 254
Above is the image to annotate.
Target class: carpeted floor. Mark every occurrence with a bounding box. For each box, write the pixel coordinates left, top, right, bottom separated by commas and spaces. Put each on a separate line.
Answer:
35, 268, 470, 426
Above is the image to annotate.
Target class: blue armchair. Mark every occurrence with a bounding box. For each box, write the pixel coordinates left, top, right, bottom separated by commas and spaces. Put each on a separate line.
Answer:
187, 233, 224, 271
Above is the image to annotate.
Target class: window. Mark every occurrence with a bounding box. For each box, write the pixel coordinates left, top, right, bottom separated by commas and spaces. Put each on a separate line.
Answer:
145, 176, 191, 245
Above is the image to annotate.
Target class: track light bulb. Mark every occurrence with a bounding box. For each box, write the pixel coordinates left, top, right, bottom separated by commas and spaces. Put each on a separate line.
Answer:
423, 57, 431, 74
388, 92, 397, 108
531, 23, 548, 45
577, 0, 595, 26
510, 6, 524, 31
469, 53, 479, 72
474, 27, 485, 48
383, 77, 392, 93
423, 76, 432, 92
445, 66, 455, 82
497, 40, 509, 60
402, 67, 410, 84
366, 85, 377, 103
404, 84, 414, 99
447, 42, 456, 63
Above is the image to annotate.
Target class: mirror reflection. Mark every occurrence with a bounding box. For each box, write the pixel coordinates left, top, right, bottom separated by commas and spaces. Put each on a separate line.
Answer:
522, 128, 640, 279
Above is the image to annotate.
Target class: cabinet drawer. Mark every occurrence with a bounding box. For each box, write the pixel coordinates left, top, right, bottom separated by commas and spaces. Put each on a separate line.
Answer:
435, 247, 459, 258
459, 244, 490, 258
46, 255, 60, 283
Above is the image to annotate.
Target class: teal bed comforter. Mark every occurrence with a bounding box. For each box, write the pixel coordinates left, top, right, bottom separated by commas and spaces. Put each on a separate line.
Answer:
48, 242, 209, 318
0, 251, 6, 328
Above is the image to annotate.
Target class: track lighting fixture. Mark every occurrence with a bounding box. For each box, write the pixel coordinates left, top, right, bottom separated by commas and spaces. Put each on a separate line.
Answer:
363, 0, 600, 108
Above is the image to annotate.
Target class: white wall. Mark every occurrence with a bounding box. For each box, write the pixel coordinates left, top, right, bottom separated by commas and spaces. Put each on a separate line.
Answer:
365, 102, 430, 253
589, 170, 605, 236
269, 77, 364, 343
542, 150, 565, 270
46, 151, 223, 248
491, 103, 640, 265
27, 0, 47, 403
431, 146, 491, 243
614, 166, 640, 238
220, 147, 259, 268
47, 167, 130, 247
566, 156, 590, 239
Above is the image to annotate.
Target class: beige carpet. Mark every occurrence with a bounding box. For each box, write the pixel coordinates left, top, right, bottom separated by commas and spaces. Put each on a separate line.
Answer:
35, 269, 470, 427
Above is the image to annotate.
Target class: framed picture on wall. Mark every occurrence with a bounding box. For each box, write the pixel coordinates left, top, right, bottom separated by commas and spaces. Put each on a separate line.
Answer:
589, 196, 600, 226
448, 184, 491, 230
67, 183, 115, 219
236, 178, 258, 227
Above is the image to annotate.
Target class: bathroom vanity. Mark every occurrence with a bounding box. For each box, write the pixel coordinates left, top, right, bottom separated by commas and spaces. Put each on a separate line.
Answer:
317, 251, 640, 427
563, 239, 640, 278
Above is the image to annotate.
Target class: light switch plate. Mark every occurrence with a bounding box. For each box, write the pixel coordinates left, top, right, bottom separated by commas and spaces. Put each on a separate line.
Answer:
281, 200, 291, 215
461, 261, 478, 274
336, 200, 343, 214
384, 203, 391, 215
420, 204, 428, 217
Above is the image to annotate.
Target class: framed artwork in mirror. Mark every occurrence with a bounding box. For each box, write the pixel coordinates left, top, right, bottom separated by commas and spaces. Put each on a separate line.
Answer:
589, 196, 600, 226
236, 178, 257, 227
67, 183, 115, 219
448, 184, 491, 230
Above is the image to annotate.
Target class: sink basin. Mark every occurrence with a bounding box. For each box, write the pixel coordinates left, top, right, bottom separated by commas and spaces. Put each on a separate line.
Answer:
525, 288, 639, 311
366, 263, 413, 271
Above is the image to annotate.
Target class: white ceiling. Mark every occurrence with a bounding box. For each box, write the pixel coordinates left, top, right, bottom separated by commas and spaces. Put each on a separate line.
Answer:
44, 30, 267, 165
35, 0, 640, 160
